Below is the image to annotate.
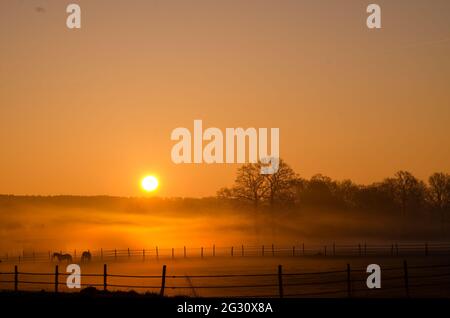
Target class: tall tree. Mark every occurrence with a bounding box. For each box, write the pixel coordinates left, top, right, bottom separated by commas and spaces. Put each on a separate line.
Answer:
428, 172, 450, 221
231, 162, 267, 208
300, 174, 336, 206
391, 171, 426, 217
218, 160, 297, 207
263, 159, 297, 206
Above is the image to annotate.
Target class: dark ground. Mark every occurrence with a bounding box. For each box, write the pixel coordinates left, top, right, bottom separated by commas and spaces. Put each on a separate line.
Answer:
0, 290, 449, 317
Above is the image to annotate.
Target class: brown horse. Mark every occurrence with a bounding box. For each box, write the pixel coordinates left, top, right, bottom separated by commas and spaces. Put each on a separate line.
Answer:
52, 252, 73, 263
81, 251, 92, 262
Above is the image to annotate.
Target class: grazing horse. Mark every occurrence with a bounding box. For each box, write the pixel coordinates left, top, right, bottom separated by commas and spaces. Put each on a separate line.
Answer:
52, 252, 73, 263
81, 251, 92, 263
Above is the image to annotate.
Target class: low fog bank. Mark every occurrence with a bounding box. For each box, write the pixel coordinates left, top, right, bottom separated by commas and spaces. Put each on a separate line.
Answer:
0, 195, 448, 253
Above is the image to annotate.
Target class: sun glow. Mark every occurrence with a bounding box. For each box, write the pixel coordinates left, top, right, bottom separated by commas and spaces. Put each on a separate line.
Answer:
141, 175, 159, 192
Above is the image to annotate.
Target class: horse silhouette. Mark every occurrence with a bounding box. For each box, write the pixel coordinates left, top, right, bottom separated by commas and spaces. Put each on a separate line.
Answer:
81, 251, 92, 262
52, 252, 72, 263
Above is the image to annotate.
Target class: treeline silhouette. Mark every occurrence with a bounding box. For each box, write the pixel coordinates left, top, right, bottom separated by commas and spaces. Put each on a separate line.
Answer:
1, 162, 449, 227
217, 160, 450, 222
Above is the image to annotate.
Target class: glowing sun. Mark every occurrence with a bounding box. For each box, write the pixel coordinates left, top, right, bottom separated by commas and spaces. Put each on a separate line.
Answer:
141, 175, 159, 192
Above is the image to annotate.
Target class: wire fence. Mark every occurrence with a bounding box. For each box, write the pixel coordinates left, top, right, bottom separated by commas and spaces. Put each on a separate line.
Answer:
1, 242, 450, 264
1, 261, 450, 298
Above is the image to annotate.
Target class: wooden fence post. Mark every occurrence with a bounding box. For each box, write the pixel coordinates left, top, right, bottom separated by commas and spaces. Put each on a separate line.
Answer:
114, 249, 117, 260
242, 245, 244, 257
103, 264, 107, 291
364, 243, 367, 256
160, 265, 167, 297
262, 245, 265, 257
231, 246, 234, 257
403, 260, 410, 298
396, 243, 399, 256
358, 244, 361, 256
272, 244, 275, 257
347, 264, 351, 297
143, 249, 145, 260
201, 247, 204, 258
184, 246, 186, 258
172, 248, 174, 259
55, 265, 59, 293
213, 244, 215, 257
302, 243, 305, 255
278, 265, 283, 298
128, 248, 130, 258
293, 246, 295, 257
156, 246, 159, 259
14, 265, 18, 292
101, 248, 103, 261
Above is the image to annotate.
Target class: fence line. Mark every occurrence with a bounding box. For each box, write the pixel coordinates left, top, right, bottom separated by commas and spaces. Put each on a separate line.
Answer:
2, 242, 450, 264
1, 261, 450, 297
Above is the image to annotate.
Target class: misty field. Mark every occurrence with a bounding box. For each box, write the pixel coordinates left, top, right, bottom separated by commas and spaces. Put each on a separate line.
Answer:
1, 195, 449, 298
1, 195, 449, 254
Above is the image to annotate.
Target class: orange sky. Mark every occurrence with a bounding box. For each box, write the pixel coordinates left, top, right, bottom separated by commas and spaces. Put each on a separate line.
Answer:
1, 0, 450, 197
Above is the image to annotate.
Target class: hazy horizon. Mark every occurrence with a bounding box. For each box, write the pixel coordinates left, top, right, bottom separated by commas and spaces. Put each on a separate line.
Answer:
0, 167, 448, 198
1, 194, 448, 253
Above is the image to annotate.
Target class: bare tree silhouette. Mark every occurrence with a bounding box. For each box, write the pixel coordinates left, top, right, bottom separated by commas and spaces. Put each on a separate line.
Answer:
262, 159, 297, 207
428, 172, 450, 222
